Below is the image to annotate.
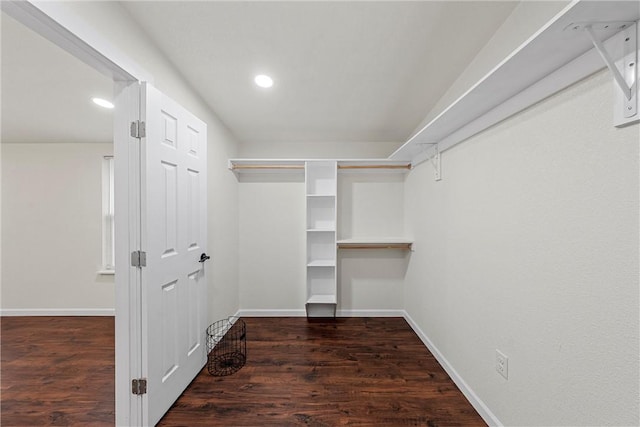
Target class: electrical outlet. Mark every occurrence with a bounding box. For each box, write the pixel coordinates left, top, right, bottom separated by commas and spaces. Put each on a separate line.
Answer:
495, 350, 508, 380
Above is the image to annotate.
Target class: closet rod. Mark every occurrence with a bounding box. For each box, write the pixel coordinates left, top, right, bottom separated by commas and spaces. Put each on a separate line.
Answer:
232, 164, 305, 170
337, 164, 411, 170
232, 164, 410, 170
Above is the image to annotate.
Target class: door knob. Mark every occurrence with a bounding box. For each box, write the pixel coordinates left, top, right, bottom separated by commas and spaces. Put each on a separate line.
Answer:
199, 253, 211, 263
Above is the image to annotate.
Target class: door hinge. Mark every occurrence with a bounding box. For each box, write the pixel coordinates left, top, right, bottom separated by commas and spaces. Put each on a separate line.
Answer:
130, 120, 146, 138
131, 250, 147, 268
131, 378, 147, 395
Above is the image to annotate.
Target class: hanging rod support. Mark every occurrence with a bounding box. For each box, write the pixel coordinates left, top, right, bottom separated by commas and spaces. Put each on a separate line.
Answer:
566, 21, 638, 125
415, 142, 441, 181
429, 146, 441, 181
584, 25, 635, 101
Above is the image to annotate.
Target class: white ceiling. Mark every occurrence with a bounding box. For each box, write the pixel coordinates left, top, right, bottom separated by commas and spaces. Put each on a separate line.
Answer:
122, 1, 518, 145
1, 2, 519, 148
1, 12, 114, 144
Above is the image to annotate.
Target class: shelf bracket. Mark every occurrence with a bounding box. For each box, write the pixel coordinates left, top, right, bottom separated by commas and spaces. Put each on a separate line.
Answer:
415, 143, 441, 181
429, 146, 441, 182
584, 24, 635, 101
568, 21, 638, 126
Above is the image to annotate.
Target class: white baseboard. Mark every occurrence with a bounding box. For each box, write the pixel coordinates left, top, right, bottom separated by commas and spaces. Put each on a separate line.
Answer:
336, 309, 405, 317
0, 308, 115, 316
402, 310, 502, 427
236, 309, 307, 317
236, 308, 406, 318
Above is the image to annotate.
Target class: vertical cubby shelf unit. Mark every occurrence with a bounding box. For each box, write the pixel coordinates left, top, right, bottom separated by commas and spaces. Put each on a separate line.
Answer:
305, 161, 338, 317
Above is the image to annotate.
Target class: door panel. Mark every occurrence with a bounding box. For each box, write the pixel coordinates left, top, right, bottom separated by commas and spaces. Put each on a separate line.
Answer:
160, 161, 178, 257
187, 169, 200, 250
186, 270, 202, 355
141, 82, 208, 426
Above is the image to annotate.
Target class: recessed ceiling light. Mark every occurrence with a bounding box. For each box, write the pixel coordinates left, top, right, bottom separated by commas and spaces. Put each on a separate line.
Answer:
92, 97, 114, 109
254, 74, 274, 88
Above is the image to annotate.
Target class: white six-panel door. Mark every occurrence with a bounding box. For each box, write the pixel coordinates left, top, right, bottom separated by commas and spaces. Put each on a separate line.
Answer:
141, 83, 208, 426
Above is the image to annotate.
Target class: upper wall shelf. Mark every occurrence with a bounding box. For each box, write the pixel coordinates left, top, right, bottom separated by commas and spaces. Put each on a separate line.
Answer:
337, 161, 411, 174
229, 159, 411, 176
337, 238, 413, 250
390, 0, 640, 165
228, 159, 306, 175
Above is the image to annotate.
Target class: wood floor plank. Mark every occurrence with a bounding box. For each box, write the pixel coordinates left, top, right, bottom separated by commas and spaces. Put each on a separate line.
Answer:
1, 316, 486, 426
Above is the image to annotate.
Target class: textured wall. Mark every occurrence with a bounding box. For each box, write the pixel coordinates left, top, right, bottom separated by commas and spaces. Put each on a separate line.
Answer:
404, 70, 639, 426
337, 173, 407, 312
238, 178, 306, 312
1, 142, 115, 311
239, 140, 402, 160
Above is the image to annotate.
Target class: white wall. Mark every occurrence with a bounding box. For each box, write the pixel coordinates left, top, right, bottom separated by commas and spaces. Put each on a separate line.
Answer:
30, 2, 241, 321
338, 173, 405, 240
238, 170, 408, 315
338, 173, 408, 313
238, 176, 306, 313
1, 142, 115, 312
239, 140, 401, 159
404, 69, 639, 426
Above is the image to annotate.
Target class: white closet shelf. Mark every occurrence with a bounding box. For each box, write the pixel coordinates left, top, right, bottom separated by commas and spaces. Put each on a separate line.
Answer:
337, 238, 413, 250
390, 0, 640, 164
307, 260, 336, 267
306, 294, 337, 304
337, 161, 411, 173
229, 159, 411, 176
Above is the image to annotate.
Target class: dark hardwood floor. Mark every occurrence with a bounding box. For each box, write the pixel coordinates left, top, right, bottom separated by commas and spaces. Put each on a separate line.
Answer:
165, 317, 485, 426
1, 316, 485, 426
1, 316, 115, 426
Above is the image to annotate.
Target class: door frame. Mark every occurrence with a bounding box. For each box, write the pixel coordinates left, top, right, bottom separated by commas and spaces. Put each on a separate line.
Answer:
1, 2, 152, 425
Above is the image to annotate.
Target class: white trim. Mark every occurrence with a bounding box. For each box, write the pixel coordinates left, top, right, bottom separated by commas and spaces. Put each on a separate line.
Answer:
236, 309, 307, 317
336, 309, 405, 317
1, 1, 151, 83
114, 81, 143, 427
236, 309, 406, 318
402, 310, 503, 427
0, 308, 115, 316
102, 156, 115, 271
97, 269, 115, 276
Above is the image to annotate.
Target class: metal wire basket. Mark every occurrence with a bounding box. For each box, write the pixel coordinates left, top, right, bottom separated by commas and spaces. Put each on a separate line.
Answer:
206, 317, 246, 376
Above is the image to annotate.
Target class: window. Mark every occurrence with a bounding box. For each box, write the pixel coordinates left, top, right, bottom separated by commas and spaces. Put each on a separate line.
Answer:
101, 156, 115, 273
